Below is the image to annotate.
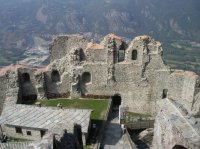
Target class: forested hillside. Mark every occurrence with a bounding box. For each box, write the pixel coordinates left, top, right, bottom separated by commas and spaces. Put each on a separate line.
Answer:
0, 0, 200, 73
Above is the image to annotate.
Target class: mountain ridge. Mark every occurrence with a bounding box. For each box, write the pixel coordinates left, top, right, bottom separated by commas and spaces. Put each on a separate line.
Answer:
0, 0, 200, 72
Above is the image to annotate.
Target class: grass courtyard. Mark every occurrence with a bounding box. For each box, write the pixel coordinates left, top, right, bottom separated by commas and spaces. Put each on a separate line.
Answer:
39, 98, 110, 120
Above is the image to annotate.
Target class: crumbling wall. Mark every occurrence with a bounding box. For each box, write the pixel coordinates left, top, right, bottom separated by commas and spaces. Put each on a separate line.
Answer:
6, 71, 19, 104
153, 111, 188, 149
44, 70, 71, 99
153, 100, 200, 149
191, 76, 200, 116
167, 71, 185, 100
86, 44, 106, 62
49, 35, 88, 62
34, 73, 46, 100
0, 75, 7, 114
165, 71, 199, 114
1, 34, 199, 118
47, 34, 175, 116
193, 91, 200, 117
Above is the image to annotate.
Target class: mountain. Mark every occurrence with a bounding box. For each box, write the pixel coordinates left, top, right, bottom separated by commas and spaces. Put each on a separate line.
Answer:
0, 0, 200, 72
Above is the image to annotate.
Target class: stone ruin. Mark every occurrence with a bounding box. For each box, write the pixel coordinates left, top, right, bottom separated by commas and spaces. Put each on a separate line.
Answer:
0, 33, 199, 148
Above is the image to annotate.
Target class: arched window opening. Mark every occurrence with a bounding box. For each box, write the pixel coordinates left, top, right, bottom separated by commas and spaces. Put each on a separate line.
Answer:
74, 49, 79, 61
79, 48, 85, 61
132, 50, 137, 60
74, 48, 85, 62
51, 70, 60, 83
22, 73, 31, 83
118, 43, 126, 62
112, 94, 122, 106
82, 72, 91, 84
172, 145, 187, 149
162, 89, 168, 99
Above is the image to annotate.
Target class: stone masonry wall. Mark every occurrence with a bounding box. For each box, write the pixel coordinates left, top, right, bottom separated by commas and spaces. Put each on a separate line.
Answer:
1, 34, 200, 118
0, 75, 7, 114
5, 69, 20, 105
152, 99, 200, 149
49, 35, 88, 62
44, 70, 71, 99
167, 71, 199, 114
46, 34, 200, 116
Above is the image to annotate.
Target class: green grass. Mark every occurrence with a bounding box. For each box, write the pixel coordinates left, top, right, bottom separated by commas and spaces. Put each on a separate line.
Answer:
83, 145, 93, 149
163, 40, 200, 75
7, 137, 31, 142
40, 98, 110, 145
40, 98, 109, 120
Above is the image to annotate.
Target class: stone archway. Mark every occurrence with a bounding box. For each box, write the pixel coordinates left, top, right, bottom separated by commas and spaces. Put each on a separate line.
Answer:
51, 70, 60, 83
82, 72, 91, 84
22, 73, 31, 83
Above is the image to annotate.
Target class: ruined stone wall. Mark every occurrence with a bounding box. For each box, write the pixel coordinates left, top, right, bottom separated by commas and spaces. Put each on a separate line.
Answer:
44, 70, 71, 99
167, 71, 185, 100
0, 65, 50, 107
1, 34, 199, 118
47, 34, 174, 116
153, 111, 189, 149
0, 75, 7, 113
153, 99, 200, 149
191, 75, 200, 116
166, 71, 199, 114
181, 72, 198, 113
49, 35, 88, 62
193, 93, 200, 116
4, 69, 20, 105
34, 73, 46, 100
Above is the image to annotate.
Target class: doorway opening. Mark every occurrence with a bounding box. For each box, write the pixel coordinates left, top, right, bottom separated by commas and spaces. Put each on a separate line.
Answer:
112, 94, 122, 107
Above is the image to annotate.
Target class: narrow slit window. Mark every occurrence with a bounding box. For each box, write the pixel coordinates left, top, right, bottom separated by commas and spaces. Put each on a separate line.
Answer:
132, 50, 137, 60
162, 89, 168, 99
